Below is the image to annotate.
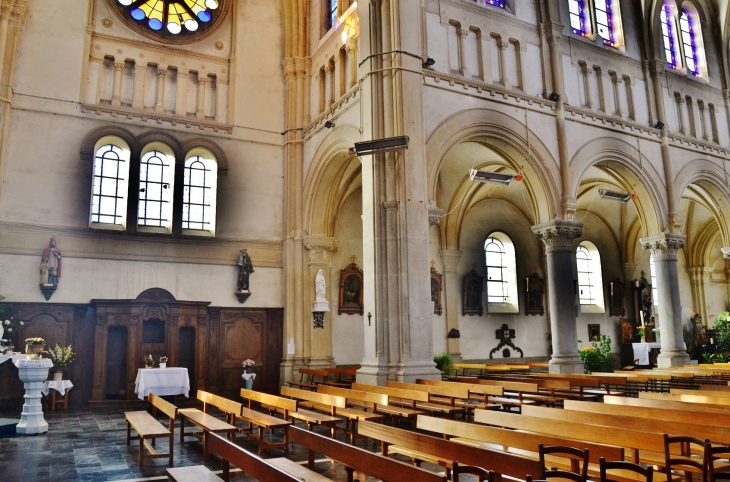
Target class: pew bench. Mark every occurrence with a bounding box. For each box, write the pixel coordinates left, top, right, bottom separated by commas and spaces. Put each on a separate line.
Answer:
323, 367, 357, 388
178, 390, 240, 457
317, 385, 423, 425
241, 387, 340, 439
288, 368, 327, 391
386, 381, 469, 418
166, 465, 224, 482
125, 393, 177, 466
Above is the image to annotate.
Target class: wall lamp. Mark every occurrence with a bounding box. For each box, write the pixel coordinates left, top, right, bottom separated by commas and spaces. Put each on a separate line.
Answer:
422, 57, 436, 68
655, 121, 665, 129
548, 92, 560, 102
325, 121, 335, 129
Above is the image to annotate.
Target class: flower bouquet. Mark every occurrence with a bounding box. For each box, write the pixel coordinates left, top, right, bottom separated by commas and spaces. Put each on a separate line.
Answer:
242, 358, 255, 373
144, 354, 155, 368
49, 344, 76, 368
25, 337, 45, 360
159, 356, 168, 369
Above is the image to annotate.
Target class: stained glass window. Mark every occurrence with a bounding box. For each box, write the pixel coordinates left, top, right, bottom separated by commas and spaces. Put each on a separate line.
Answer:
568, 0, 591, 37
661, 2, 681, 70
138, 145, 175, 231
183, 151, 217, 235
680, 8, 705, 77
90, 139, 130, 228
485, 0, 505, 7
117, 0, 219, 36
327, 0, 338, 30
576, 246, 595, 304
649, 254, 658, 305
594, 0, 622, 47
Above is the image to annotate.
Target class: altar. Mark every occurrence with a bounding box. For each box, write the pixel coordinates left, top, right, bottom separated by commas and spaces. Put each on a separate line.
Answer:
134, 367, 190, 400
632, 342, 662, 366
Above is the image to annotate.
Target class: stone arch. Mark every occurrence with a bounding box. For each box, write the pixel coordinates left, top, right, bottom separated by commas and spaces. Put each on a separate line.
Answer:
569, 136, 666, 236
675, 160, 730, 247
181, 137, 229, 173
304, 125, 362, 237
80, 125, 137, 161
137, 132, 184, 162
426, 108, 561, 225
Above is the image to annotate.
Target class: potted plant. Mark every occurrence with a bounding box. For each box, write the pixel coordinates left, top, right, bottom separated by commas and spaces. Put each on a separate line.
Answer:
159, 356, 168, 369
433, 353, 456, 377
241, 359, 256, 389
48, 344, 75, 380
578, 335, 617, 374
25, 337, 45, 360
636, 327, 646, 343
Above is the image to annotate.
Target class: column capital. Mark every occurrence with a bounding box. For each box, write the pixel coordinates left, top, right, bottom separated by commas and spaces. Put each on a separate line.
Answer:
722, 247, 730, 259
545, 22, 564, 43
440, 249, 462, 272
458, 28, 469, 39
648, 59, 666, 77
640, 233, 687, 261
304, 235, 338, 264
198, 75, 208, 85
156, 68, 167, 78
532, 220, 583, 251
428, 206, 444, 226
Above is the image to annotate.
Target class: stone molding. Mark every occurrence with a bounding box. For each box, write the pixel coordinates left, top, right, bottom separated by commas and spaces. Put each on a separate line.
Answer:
640, 233, 687, 262
80, 104, 233, 134
722, 247, 730, 259
440, 249, 462, 272
532, 220, 583, 252
428, 206, 444, 226
304, 236, 338, 264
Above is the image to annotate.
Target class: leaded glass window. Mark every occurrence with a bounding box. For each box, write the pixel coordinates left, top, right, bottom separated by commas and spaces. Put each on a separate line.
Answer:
569, 0, 591, 37
116, 0, 220, 36
485, 0, 505, 7
661, 2, 681, 70
595, 0, 622, 47
649, 254, 658, 305
680, 7, 705, 77
90, 138, 130, 228
485, 237, 508, 303
576, 246, 595, 304
577, 242, 605, 312
138, 145, 175, 232
182, 150, 217, 235
327, 0, 338, 30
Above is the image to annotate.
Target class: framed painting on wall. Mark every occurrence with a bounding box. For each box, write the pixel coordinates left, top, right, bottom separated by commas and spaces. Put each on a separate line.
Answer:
588, 324, 601, 342
462, 266, 483, 316
525, 270, 545, 316
431, 264, 443, 315
338, 258, 364, 315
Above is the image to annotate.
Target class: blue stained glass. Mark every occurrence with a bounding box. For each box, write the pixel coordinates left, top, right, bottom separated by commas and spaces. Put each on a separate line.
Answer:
198, 11, 212, 22
149, 18, 163, 30
131, 8, 146, 20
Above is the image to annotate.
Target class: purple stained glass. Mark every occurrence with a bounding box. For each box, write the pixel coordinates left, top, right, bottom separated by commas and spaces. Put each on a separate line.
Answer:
485, 0, 505, 7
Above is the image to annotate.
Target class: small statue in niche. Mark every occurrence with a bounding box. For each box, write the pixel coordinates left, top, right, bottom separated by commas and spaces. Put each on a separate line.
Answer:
39, 237, 61, 300
315, 269, 326, 302
237, 249, 254, 291
235, 249, 254, 303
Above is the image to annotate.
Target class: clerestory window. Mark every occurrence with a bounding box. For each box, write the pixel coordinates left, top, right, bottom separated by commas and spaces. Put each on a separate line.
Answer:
568, 0, 624, 49
182, 148, 218, 236
576, 241, 605, 313
90, 136, 131, 230
138, 143, 176, 233
484, 232, 519, 313
661, 1, 707, 78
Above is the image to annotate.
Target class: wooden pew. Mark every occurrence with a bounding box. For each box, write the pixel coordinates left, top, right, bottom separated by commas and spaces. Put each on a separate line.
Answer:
414, 415, 636, 480
317, 385, 423, 424
351, 382, 433, 415
288, 368, 328, 391
416, 379, 504, 413
443, 377, 560, 409
358, 419, 542, 481
638, 391, 730, 407
522, 404, 730, 445
459, 375, 571, 404
288, 425, 450, 482
604, 394, 730, 415
385, 381, 467, 417
241, 388, 341, 437
472, 409, 673, 466
124, 393, 177, 466
178, 391, 239, 458
564, 399, 730, 428
323, 367, 357, 388
204, 431, 327, 482
281, 385, 383, 443
670, 388, 730, 397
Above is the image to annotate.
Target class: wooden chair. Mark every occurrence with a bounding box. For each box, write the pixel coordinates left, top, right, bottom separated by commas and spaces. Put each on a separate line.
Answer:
706, 444, 730, 482
538, 444, 589, 482
663, 434, 708, 482
599, 458, 654, 482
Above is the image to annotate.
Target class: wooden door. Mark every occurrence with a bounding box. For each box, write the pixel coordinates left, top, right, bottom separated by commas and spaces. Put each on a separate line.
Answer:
105, 326, 128, 399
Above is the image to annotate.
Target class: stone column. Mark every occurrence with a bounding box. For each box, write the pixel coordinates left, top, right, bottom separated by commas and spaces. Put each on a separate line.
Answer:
698, 101, 709, 141
441, 249, 462, 363
498, 38, 510, 89
532, 220, 584, 374
132, 64, 146, 111
175, 68, 188, 116
15, 358, 53, 435
111, 62, 124, 107
640, 233, 690, 367
325, 63, 334, 109
304, 237, 337, 370
580, 63, 593, 110
610, 72, 622, 117
458, 27, 470, 78
155, 68, 166, 113
346, 37, 357, 89
196, 75, 207, 119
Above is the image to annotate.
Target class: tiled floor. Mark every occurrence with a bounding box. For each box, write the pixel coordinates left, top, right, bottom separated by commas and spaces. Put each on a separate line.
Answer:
0, 408, 447, 482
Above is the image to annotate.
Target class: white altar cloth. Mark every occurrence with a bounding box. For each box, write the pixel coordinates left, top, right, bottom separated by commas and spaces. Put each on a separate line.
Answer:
42, 380, 74, 396
632, 342, 662, 365
0, 353, 27, 365
134, 367, 190, 400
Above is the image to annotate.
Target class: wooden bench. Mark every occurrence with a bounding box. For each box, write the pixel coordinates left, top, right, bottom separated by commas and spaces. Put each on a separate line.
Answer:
638, 391, 730, 407
166, 465, 224, 482
288, 368, 328, 391
178, 390, 241, 457
317, 385, 423, 425
233, 388, 293, 454
242, 387, 340, 438
288, 424, 450, 482
281, 385, 383, 443
358, 419, 543, 481
565, 399, 730, 427
323, 367, 357, 388
124, 393, 177, 466
605, 393, 730, 415
386, 381, 468, 417
204, 431, 327, 482
415, 415, 628, 480
422, 378, 536, 412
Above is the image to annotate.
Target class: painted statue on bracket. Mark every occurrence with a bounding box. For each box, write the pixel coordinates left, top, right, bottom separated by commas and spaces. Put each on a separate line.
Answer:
237, 249, 254, 292
39, 236, 61, 300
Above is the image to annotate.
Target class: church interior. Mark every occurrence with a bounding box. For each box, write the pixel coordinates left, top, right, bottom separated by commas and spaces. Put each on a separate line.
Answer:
1, 0, 730, 481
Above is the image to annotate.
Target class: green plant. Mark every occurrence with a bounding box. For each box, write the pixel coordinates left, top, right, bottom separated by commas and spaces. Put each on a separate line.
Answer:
434, 353, 455, 375
49, 344, 76, 368
636, 327, 646, 338
578, 335, 617, 374
716, 353, 728, 363
702, 352, 715, 364
144, 354, 155, 368
25, 337, 45, 345
715, 312, 730, 352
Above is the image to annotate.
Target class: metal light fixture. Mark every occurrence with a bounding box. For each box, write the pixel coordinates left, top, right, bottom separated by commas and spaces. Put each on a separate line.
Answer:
324, 121, 335, 129
469, 169, 517, 185
655, 121, 665, 129
349, 136, 410, 156
422, 57, 435, 68
598, 188, 633, 203
548, 92, 560, 102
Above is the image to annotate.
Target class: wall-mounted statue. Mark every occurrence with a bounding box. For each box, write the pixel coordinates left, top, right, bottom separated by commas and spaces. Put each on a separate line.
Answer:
39, 237, 61, 300
236, 249, 254, 303
312, 269, 330, 329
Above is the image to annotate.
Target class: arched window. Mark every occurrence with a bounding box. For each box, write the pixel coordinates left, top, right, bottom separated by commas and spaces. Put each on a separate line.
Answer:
661, 1, 706, 77
569, 0, 593, 37
576, 241, 605, 313
115, 0, 220, 36
484, 232, 519, 313
326, 0, 338, 30
568, 0, 624, 48
182, 148, 218, 236
90, 136, 131, 230
138, 143, 175, 233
